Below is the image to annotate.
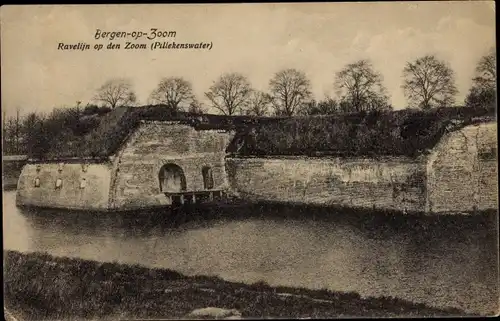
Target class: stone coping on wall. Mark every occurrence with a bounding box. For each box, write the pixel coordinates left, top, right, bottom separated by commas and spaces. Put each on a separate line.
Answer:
226, 154, 426, 163
25, 157, 112, 164
138, 119, 233, 133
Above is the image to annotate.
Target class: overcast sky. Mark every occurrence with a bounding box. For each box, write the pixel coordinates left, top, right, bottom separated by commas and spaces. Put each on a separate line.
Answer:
1, 2, 496, 117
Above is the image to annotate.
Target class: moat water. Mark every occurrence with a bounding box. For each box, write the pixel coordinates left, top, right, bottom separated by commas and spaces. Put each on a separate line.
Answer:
3, 191, 499, 315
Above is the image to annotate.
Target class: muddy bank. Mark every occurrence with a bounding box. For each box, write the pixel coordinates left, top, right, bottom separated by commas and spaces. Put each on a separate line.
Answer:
4, 250, 470, 320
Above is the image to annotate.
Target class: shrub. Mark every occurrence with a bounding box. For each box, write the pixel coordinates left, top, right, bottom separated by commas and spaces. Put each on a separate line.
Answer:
231, 106, 495, 158
21, 104, 495, 160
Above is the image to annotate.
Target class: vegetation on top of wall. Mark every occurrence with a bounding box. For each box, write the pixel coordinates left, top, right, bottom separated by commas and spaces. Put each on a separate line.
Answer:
5, 103, 496, 160
18, 105, 267, 160
228, 106, 496, 158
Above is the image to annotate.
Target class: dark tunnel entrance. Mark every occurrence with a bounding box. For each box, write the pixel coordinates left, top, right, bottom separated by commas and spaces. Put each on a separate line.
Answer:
159, 164, 187, 193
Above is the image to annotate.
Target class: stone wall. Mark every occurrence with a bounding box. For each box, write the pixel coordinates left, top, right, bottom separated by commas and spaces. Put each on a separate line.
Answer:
110, 122, 234, 210
16, 163, 112, 211
14, 119, 497, 214
226, 156, 427, 212
426, 122, 497, 213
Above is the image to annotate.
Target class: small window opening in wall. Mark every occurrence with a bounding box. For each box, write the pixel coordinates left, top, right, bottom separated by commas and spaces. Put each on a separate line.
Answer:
80, 178, 87, 189
479, 147, 497, 161
55, 178, 63, 189
202, 166, 214, 190
34, 177, 40, 187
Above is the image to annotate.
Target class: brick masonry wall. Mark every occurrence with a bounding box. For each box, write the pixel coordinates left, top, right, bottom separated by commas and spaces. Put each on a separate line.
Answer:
226, 156, 427, 212
16, 163, 112, 210
110, 122, 234, 210
426, 122, 498, 213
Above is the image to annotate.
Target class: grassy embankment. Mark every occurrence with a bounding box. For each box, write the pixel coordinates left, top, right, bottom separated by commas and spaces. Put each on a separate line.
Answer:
18, 104, 495, 160
4, 250, 471, 320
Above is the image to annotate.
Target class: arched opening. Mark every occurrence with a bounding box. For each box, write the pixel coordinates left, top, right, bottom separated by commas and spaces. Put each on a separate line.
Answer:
159, 164, 187, 193
202, 166, 214, 190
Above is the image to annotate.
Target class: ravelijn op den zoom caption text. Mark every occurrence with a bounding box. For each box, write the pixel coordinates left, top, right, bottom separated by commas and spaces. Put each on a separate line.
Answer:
57, 29, 213, 51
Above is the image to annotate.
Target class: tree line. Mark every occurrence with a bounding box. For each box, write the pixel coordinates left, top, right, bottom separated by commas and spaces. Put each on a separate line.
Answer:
2, 48, 496, 155
88, 49, 495, 115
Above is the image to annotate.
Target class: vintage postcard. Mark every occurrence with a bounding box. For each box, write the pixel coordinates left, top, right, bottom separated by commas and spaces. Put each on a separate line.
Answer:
1, 2, 498, 319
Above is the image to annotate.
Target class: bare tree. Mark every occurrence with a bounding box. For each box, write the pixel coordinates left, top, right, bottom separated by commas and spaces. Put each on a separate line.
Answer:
1, 109, 5, 148
473, 47, 496, 90
187, 99, 207, 115
22, 112, 43, 154
269, 68, 312, 116
3, 116, 15, 154
301, 97, 340, 116
93, 78, 137, 108
465, 47, 496, 110
334, 60, 390, 112
205, 72, 252, 115
402, 55, 458, 109
2, 108, 22, 155
14, 107, 21, 154
149, 77, 195, 111
245, 90, 271, 116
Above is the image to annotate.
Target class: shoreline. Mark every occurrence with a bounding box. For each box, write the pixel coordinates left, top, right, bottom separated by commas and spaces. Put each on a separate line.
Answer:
15, 195, 498, 232
4, 250, 474, 319
12, 191, 499, 219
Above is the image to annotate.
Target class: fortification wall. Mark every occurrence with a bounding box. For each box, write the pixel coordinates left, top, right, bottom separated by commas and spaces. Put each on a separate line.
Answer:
226, 156, 427, 212
426, 122, 497, 213
110, 122, 234, 210
14, 119, 497, 214
16, 163, 112, 211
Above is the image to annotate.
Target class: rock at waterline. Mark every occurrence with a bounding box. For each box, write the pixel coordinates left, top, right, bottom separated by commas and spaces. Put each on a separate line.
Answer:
185, 307, 242, 319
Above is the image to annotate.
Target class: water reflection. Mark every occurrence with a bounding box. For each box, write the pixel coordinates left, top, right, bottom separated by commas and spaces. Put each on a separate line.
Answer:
3, 191, 498, 315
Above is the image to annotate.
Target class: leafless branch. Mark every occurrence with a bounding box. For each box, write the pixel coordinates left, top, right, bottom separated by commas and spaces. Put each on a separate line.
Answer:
149, 77, 195, 111
334, 60, 390, 112
204, 72, 252, 115
93, 78, 137, 108
402, 55, 458, 109
269, 68, 312, 116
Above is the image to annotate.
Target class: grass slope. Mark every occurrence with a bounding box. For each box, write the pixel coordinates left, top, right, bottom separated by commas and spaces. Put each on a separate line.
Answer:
4, 250, 470, 320
229, 106, 496, 158
26, 105, 495, 160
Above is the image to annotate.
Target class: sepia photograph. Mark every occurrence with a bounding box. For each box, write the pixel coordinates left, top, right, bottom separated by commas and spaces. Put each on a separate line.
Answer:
1, 2, 498, 319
